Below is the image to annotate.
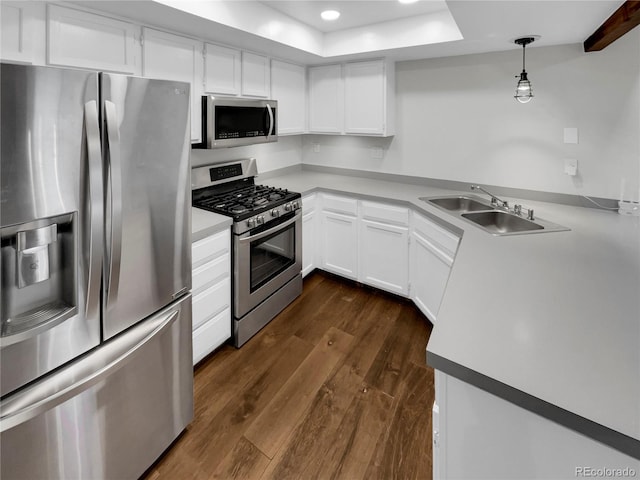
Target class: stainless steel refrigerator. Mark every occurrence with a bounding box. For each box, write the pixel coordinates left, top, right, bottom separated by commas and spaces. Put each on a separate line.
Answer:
0, 63, 193, 479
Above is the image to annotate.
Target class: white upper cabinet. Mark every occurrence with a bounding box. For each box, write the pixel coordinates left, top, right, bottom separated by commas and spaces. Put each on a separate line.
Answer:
1, 1, 41, 64
142, 28, 204, 142
241, 51, 270, 97
204, 43, 241, 96
308, 59, 394, 136
47, 5, 137, 74
308, 64, 343, 134
271, 59, 306, 135
345, 60, 393, 136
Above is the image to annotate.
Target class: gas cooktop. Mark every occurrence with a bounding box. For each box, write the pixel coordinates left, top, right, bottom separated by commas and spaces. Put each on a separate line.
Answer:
193, 183, 300, 221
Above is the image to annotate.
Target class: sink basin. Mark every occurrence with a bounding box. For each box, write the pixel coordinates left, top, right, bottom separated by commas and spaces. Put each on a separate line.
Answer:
422, 195, 492, 213
461, 211, 544, 234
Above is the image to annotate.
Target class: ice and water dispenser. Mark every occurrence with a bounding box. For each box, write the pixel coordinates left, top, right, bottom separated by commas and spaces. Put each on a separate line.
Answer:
0, 213, 78, 343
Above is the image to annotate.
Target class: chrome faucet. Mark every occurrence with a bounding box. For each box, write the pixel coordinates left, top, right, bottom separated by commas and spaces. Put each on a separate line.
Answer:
470, 184, 509, 210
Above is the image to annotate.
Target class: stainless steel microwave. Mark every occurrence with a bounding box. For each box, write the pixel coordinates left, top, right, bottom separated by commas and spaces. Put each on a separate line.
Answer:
194, 96, 277, 148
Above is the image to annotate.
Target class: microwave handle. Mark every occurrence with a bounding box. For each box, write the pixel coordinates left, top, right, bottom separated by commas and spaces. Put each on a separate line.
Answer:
266, 104, 274, 139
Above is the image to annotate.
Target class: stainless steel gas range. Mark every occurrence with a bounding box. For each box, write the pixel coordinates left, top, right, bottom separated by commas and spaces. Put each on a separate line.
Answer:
192, 158, 302, 347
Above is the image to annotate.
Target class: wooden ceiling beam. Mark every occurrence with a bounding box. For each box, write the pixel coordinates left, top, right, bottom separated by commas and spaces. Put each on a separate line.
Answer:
584, 0, 640, 52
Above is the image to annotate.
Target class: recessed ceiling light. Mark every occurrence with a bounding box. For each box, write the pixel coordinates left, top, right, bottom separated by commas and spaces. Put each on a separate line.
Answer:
321, 10, 340, 21
398, 0, 419, 4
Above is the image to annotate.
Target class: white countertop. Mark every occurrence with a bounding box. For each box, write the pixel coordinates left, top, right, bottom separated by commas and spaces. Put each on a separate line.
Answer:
260, 169, 640, 448
191, 207, 232, 242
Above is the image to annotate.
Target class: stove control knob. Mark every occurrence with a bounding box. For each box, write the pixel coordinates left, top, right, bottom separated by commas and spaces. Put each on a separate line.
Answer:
292, 201, 300, 209
247, 218, 256, 228
284, 203, 293, 212
256, 215, 265, 225
271, 209, 280, 218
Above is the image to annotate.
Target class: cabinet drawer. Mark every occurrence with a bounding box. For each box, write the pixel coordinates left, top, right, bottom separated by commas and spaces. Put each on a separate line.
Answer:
193, 307, 230, 365
192, 229, 229, 267
192, 280, 230, 331
321, 194, 358, 216
192, 253, 229, 295
361, 200, 409, 226
412, 212, 459, 256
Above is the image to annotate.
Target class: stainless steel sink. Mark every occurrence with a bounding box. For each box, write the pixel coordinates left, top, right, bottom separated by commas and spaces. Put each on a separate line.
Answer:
423, 195, 492, 213
461, 211, 544, 234
420, 194, 569, 236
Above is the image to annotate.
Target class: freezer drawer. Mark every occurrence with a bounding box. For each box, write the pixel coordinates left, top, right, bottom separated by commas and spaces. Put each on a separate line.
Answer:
0, 295, 193, 480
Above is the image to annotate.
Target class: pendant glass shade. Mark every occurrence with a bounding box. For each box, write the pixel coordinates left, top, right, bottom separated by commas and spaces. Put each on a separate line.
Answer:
515, 71, 533, 103
513, 37, 536, 104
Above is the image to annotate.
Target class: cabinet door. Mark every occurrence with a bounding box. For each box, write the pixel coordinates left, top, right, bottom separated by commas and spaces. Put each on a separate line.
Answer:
204, 43, 240, 95
359, 219, 409, 296
241, 51, 270, 97
142, 28, 203, 142
302, 211, 316, 277
47, 5, 137, 74
410, 231, 452, 324
271, 59, 306, 134
344, 60, 386, 135
308, 64, 343, 134
1, 1, 39, 64
321, 211, 357, 279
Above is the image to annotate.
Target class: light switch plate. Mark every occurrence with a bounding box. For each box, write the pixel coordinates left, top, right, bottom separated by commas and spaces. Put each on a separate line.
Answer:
312, 143, 320, 153
563, 127, 578, 144
371, 147, 383, 159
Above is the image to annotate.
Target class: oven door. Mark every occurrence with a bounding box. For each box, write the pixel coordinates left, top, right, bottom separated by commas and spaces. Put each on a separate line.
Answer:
234, 212, 301, 318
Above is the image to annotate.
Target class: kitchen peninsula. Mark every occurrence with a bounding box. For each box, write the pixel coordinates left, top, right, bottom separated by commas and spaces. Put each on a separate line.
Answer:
238, 165, 640, 476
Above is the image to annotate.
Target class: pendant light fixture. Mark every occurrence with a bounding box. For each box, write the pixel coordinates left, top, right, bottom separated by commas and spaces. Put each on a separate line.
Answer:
513, 36, 537, 103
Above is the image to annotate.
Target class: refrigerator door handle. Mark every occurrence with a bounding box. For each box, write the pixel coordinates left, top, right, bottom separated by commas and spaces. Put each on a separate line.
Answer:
0, 307, 180, 432
104, 101, 123, 308
84, 101, 103, 320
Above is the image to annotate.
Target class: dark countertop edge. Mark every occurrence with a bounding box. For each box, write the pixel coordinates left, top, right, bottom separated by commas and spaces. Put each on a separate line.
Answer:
261, 163, 619, 211
427, 351, 640, 460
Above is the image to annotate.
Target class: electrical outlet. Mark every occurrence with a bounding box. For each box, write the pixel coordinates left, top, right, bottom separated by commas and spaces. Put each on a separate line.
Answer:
564, 158, 577, 176
312, 143, 320, 153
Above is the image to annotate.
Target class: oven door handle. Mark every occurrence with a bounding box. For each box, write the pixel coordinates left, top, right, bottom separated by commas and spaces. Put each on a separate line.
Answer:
239, 212, 301, 244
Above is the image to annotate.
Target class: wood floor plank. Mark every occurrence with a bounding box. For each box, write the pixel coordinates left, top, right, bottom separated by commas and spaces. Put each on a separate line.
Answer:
364, 300, 431, 397
252, 273, 341, 345
365, 362, 434, 480
339, 294, 401, 378
311, 383, 394, 480
188, 334, 313, 474
259, 364, 364, 480
144, 272, 435, 480
294, 281, 370, 345
208, 436, 270, 480
244, 326, 354, 459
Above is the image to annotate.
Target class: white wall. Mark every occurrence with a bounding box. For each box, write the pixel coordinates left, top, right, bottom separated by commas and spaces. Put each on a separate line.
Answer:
303, 29, 640, 201
191, 135, 303, 174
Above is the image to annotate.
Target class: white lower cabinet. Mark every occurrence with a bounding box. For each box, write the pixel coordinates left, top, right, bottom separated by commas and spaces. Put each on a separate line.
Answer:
358, 200, 409, 296
301, 194, 317, 277
320, 211, 358, 279
191, 229, 231, 365
307, 193, 458, 318
410, 212, 459, 324
433, 371, 639, 479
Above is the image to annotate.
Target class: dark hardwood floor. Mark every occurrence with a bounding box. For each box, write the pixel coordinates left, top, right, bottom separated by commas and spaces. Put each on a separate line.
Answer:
145, 271, 435, 480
